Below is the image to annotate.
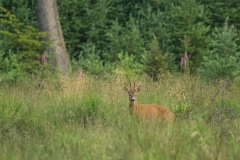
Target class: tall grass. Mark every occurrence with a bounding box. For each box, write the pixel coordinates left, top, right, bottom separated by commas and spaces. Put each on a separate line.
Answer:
0, 74, 239, 160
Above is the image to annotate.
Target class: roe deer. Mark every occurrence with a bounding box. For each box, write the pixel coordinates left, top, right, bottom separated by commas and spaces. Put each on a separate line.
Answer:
126, 82, 174, 122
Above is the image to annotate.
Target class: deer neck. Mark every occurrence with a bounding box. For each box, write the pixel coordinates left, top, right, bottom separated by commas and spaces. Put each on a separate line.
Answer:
129, 101, 137, 114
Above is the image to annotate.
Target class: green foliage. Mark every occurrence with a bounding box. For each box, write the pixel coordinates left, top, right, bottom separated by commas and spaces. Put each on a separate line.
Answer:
129, 0, 174, 53
57, 0, 114, 58
72, 49, 146, 79
201, 0, 240, 29
145, 35, 174, 81
1, 0, 240, 80
199, 18, 240, 80
115, 51, 146, 79
0, 6, 47, 82
104, 17, 145, 62
58, 0, 212, 75
0, 0, 37, 25
71, 44, 114, 76
0, 48, 21, 82
167, 0, 211, 72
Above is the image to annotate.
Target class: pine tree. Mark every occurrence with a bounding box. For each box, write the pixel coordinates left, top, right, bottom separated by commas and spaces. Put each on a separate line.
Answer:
199, 17, 240, 80
168, 0, 211, 73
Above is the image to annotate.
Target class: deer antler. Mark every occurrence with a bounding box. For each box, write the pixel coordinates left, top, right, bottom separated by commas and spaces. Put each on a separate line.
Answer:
129, 82, 137, 91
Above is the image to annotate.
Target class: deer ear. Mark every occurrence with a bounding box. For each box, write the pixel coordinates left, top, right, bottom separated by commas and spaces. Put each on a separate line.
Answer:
136, 86, 141, 92
126, 87, 130, 92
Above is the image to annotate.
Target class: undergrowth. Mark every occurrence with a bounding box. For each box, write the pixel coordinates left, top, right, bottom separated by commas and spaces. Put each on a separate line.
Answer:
0, 74, 239, 160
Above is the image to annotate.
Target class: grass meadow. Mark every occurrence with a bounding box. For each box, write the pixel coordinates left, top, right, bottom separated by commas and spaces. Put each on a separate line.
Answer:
0, 74, 240, 160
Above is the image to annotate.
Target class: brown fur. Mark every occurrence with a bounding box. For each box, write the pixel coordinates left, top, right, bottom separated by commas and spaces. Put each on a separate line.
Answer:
126, 83, 174, 122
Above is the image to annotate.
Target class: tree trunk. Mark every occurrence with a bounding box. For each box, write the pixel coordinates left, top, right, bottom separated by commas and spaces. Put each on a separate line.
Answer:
36, 0, 70, 75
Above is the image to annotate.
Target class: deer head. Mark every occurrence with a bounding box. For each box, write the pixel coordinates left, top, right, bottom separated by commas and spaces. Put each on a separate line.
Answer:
126, 82, 141, 103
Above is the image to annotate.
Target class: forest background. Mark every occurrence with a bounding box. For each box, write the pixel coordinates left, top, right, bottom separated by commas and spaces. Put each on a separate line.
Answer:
1, 1, 240, 159
0, 0, 240, 81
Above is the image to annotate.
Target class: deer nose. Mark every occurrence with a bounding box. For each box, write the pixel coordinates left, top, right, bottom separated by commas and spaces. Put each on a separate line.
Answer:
131, 97, 135, 102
